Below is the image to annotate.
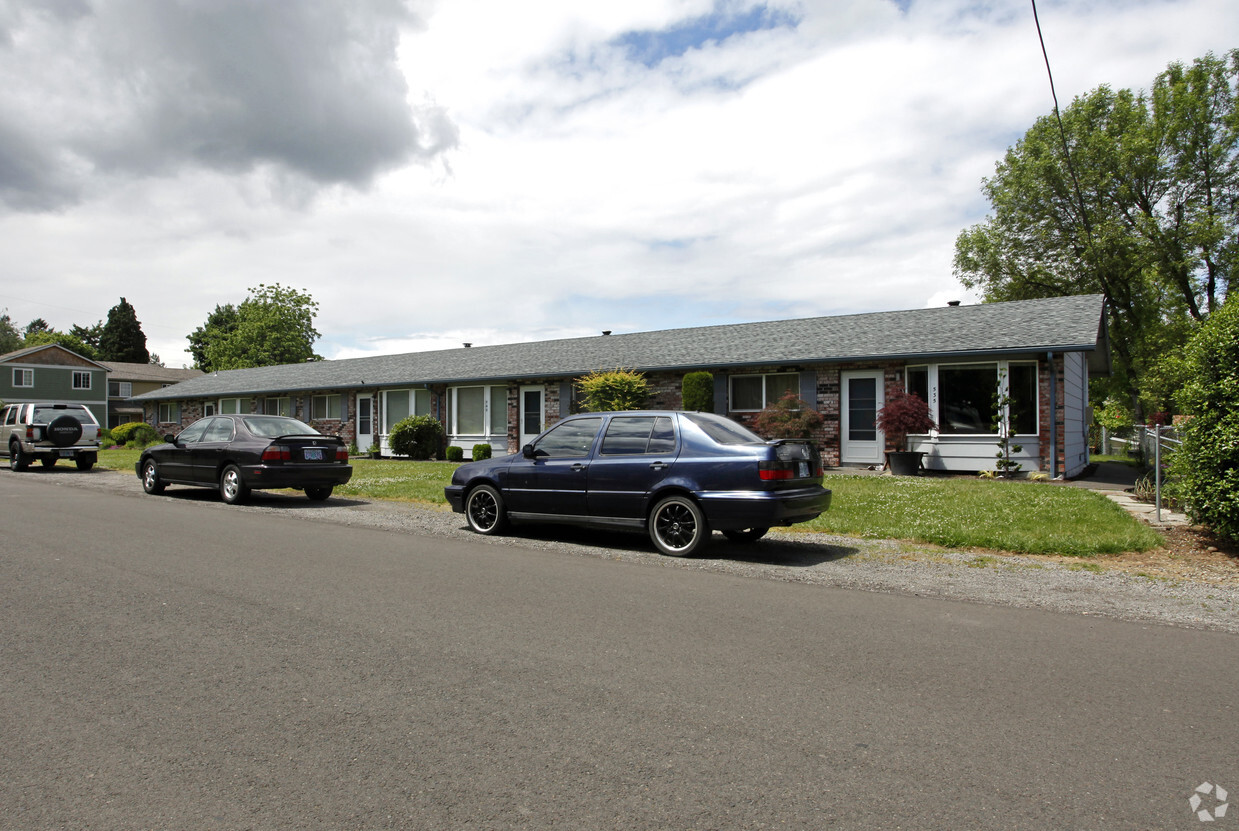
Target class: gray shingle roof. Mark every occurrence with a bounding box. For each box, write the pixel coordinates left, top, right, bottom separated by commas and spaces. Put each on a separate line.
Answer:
133, 294, 1108, 402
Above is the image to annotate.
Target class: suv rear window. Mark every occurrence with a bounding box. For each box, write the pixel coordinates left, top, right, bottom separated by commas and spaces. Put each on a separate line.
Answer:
31, 405, 96, 425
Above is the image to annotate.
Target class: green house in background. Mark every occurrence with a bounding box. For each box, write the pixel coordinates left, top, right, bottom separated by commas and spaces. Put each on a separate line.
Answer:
0, 344, 109, 426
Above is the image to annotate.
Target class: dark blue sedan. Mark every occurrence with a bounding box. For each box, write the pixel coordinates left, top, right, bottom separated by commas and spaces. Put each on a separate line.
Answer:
445, 410, 831, 556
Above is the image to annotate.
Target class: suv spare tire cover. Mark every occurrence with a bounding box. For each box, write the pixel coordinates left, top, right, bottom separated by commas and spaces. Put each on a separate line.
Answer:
47, 414, 83, 447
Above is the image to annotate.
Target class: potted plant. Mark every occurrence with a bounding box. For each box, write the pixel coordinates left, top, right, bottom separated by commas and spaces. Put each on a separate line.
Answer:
368, 442, 382, 459
875, 391, 936, 475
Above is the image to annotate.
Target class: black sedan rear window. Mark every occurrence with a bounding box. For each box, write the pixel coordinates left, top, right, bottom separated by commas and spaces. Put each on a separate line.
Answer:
243, 416, 321, 438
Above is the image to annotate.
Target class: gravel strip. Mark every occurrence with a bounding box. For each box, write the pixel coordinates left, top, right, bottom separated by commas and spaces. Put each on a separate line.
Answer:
50, 469, 1239, 634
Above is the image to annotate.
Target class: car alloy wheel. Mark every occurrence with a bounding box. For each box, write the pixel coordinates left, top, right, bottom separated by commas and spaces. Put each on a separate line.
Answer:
142, 460, 166, 494
219, 464, 249, 505
465, 484, 507, 535
649, 495, 708, 557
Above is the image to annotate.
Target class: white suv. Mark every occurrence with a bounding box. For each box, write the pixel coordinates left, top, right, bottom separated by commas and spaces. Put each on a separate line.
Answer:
2, 403, 102, 471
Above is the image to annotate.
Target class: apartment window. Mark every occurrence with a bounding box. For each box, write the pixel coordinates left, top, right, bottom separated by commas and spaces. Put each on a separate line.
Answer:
265, 397, 291, 417
72, 371, 92, 390
312, 394, 341, 420
158, 402, 179, 424
109, 381, 133, 397
730, 372, 798, 412
219, 398, 243, 415
446, 386, 506, 436
934, 361, 1039, 436
13, 368, 33, 388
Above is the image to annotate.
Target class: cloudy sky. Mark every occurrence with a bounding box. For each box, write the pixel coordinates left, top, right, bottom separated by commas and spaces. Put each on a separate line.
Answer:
1, 0, 1235, 367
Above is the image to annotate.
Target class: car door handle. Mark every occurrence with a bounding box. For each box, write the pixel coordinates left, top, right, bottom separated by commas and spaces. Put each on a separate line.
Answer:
649, 461, 668, 470
572, 463, 586, 472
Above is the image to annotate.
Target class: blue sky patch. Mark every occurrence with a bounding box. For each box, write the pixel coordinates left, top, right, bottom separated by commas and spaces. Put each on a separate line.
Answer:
614, 3, 801, 68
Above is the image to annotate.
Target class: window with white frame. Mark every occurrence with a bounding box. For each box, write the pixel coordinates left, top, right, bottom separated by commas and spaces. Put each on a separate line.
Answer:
264, 397, 290, 417
382, 389, 432, 434
13, 368, 33, 387
729, 372, 798, 412
219, 398, 243, 415
203, 402, 216, 417
72, 371, 92, 390
109, 381, 133, 397
312, 394, 341, 420
446, 385, 506, 436
158, 402, 179, 423
909, 361, 1039, 436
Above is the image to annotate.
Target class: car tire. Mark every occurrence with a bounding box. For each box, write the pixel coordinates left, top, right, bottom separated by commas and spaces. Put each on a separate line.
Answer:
40, 457, 56, 468
305, 486, 333, 501
75, 456, 95, 471
722, 527, 769, 543
649, 495, 709, 557
141, 459, 166, 494
219, 464, 250, 505
10, 442, 29, 471
465, 484, 508, 535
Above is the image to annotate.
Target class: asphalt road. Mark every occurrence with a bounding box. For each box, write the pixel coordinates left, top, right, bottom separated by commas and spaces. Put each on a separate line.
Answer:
2, 474, 1236, 830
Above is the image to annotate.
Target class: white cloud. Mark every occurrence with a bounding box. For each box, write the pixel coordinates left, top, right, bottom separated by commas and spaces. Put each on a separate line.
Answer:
0, 0, 1234, 367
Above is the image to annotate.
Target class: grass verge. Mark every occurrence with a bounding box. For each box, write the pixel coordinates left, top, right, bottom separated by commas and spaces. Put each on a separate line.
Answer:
96, 450, 1163, 557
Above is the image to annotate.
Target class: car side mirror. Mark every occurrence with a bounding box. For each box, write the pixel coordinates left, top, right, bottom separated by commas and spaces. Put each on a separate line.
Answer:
522, 444, 537, 459
164, 434, 178, 444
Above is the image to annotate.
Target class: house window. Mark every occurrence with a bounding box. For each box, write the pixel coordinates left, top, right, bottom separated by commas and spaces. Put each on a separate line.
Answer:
265, 397, 291, 417
203, 402, 217, 417
730, 372, 798, 412
382, 389, 432, 433
446, 386, 506, 437
72, 371, 92, 390
312, 395, 341, 420
158, 402, 179, 424
906, 366, 929, 403
219, 398, 243, 415
109, 381, 133, 397
933, 361, 1039, 436
13, 368, 33, 387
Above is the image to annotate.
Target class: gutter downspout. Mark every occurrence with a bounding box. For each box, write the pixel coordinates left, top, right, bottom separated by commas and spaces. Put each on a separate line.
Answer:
1047, 351, 1057, 479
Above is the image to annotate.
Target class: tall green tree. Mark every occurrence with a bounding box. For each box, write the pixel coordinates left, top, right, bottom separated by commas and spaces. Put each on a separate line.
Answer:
98, 297, 150, 363
0, 312, 22, 354
187, 303, 239, 371
24, 329, 99, 359
954, 50, 1237, 418
193, 284, 321, 371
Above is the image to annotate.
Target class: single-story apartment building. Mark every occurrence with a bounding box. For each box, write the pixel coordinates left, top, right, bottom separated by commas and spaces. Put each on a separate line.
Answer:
132, 294, 1110, 478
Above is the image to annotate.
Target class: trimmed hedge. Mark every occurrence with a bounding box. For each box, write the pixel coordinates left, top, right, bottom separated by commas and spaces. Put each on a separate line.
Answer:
388, 415, 444, 460
111, 421, 160, 447
682, 371, 714, 412
471, 443, 492, 461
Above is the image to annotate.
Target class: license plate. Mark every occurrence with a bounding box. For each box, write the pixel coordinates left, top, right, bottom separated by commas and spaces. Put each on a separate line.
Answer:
61, 450, 76, 458
798, 461, 809, 478
303, 448, 324, 461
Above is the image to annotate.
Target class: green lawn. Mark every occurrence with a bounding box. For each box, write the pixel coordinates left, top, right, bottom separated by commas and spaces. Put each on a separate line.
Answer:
96, 449, 1162, 557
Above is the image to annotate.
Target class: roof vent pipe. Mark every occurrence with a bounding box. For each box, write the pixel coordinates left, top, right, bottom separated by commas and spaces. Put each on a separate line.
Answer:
602, 331, 611, 336
947, 300, 961, 306
463, 343, 471, 348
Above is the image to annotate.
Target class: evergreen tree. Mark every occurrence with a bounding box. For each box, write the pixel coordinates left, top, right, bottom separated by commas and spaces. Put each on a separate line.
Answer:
98, 297, 150, 363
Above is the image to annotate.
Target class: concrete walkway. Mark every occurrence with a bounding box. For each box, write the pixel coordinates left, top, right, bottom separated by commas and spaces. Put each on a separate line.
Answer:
1062, 461, 1191, 528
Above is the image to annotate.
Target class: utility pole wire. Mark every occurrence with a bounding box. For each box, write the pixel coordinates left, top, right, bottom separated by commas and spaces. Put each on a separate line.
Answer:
1030, 0, 1094, 238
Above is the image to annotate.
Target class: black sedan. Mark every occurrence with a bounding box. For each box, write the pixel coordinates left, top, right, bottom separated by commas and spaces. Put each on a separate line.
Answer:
136, 415, 352, 504
445, 410, 831, 556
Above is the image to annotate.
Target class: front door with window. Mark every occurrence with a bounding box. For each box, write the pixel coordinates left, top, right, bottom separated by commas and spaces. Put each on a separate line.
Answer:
356, 396, 373, 453
841, 371, 884, 465
519, 386, 545, 448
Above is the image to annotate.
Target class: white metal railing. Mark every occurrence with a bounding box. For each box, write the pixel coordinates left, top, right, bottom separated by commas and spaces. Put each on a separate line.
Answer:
1139, 424, 1182, 524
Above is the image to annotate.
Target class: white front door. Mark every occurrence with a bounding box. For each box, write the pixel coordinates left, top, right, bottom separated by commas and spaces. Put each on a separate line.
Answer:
841, 371, 885, 465
356, 395, 374, 452
519, 386, 545, 448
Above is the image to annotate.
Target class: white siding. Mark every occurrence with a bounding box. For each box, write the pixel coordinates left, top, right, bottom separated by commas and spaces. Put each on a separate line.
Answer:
1062, 351, 1089, 478
910, 435, 1040, 474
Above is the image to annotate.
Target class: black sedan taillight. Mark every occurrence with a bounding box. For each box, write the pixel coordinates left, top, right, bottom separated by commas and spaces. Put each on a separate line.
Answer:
262, 444, 292, 463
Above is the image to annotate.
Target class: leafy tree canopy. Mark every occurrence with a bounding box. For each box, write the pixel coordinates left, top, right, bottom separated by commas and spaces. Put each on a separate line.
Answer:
190, 284, 322, 371
0, 312, 22, 354
954, 50, 1237, 418
24, 329, 99, 360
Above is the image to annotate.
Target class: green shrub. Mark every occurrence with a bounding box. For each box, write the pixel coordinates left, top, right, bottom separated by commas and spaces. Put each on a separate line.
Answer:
111, 421, 160, 447
471, 443, 492, 461
445, 445, 464, 462
577, 368, 650, 412
682, 371, 714, 412
99, 428, 114, 447
388, 415, 444, 460
1171, 300, 1239, 542
752, 391, 825, 439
